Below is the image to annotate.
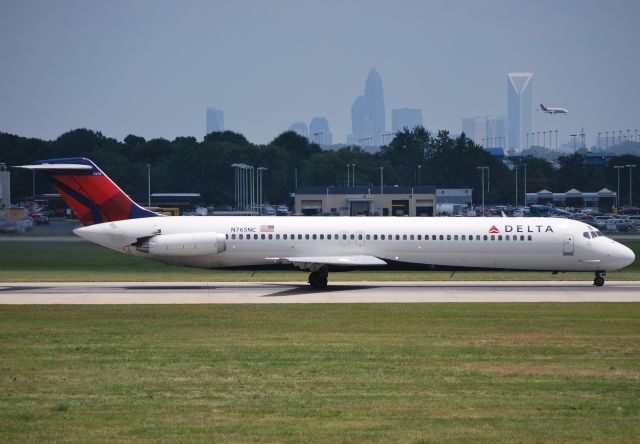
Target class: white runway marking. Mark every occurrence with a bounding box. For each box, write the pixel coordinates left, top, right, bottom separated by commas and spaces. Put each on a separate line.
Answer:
1, 281, 640, 304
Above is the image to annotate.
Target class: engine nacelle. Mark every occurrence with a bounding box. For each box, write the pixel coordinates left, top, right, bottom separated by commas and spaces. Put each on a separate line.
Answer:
146, 232, 226, 257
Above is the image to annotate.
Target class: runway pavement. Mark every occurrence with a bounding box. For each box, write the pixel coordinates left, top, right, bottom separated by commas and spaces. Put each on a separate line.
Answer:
1, 281, 640, 304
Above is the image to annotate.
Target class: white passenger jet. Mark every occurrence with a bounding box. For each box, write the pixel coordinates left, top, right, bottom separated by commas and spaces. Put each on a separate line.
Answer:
17, 158, 634, 288
539, 103, 568, 114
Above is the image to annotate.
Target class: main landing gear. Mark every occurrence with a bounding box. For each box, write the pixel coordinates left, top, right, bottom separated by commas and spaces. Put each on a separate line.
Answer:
308, 266, 329, 290
593, 271, 606, 287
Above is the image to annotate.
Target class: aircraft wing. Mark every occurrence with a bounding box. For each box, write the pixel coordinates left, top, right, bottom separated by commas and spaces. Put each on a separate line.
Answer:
266, 255, 387, 270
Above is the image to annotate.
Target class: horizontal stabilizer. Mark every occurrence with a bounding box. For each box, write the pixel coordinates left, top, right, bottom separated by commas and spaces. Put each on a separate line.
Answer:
15, 163, 93, 172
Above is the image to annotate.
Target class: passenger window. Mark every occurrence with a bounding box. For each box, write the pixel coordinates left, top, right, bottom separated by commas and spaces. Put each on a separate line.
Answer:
483, 235, 488, 241
298, 234, 302, 240
527, 235, 532, 241
320, 234, 324, 240
447, 235, 451, 240
381, 235, 385, 240
417, 235, 421, 240
239, 234, 244, 240
476, 235, 481, 241
402, 235, 407, 240
432, 235, 437, 240
268, 234, 273, 240
305, 234, 310, 240
454, 235, 458, 241
358, 234, 363, 241
439, 235, 444, 240
498, 235, 502, 241
261, 234, 266, 240
327, 234, 331, 240
409, 235, 414, 240
520, 235, 525, 241
283, 234, 287, 240
506, 235, 510, 240
231, 234, 236, 240
254, 234, 258, 240
276, 234, 280, 240
461, 235, 465, 240
350, 234, 355, 240
312, 234, 317, 240
342, 234, 347, 240
374, 234, 378, 240
366, 234, 370, 240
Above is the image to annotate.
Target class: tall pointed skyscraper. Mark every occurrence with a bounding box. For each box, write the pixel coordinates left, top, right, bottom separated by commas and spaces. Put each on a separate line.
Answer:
348, 68, 386, 147
507, 72, 533, 151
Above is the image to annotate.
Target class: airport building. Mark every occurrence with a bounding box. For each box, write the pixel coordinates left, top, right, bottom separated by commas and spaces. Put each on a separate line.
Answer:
293, 186, 476, 217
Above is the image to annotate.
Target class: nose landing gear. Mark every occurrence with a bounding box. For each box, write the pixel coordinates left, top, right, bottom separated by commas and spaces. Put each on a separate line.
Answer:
593, 271, 606, 287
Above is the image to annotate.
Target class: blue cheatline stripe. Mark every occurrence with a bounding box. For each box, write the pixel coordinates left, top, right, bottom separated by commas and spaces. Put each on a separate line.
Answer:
49, 176, 104, 224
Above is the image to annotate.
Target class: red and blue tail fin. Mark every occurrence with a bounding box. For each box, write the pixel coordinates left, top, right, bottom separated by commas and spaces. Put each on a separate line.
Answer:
17, 157, 158, 226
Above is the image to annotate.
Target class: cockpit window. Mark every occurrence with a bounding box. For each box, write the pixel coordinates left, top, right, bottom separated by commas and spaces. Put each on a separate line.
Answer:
583, 232, 590, 239
595, 231, 604, 237
590, 232, 597, 238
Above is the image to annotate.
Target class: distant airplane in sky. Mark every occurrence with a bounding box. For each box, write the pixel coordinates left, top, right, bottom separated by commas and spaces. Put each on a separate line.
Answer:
539, 103, 568, 114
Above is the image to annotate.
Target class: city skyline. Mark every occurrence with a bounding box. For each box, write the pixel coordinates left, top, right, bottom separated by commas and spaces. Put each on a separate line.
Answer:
1, 1, 639, 147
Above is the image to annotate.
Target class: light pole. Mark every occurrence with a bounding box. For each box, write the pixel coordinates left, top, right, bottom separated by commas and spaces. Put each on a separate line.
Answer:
598, 132, 601, 150
477, 166, 489, 215
146, 163, 151, 207
614, 165, 624, 210
346, 164, 350, 187
257, 167, 267, 211
379, 166, 384, 216
554, 130, 558, 159
570, 134, 577, 153
522, 162, 527, 207
580, 129, 586, 150
526, 133, 529, 149
294, 168, 298, 191
627, 164, 637, 207
605, 131, 609, 149
352, 164, 356, 186
515, 164, 518, 208
418, 165, 422, 186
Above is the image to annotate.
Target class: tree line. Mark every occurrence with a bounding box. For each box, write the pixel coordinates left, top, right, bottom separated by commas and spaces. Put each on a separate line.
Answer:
1, 127, 639, 208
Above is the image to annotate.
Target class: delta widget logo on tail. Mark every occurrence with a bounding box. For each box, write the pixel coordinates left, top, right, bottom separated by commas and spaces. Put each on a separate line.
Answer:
488, 225, 500, 234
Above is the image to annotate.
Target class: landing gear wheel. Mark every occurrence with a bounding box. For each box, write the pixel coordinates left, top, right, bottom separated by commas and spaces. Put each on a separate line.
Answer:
308, 268, 329, 290
593, 271, 606, 287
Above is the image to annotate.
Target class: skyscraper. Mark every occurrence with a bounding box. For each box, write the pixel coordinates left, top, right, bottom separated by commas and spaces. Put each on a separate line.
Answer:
348, 68, 386, 147
309, 117, 332, 146
392, 108, 423, 132
289, 122, 308, 138
507, 72, 533, 150
206, 107, 224, 135
461, 116, 487, 146
485, 116, 507, 148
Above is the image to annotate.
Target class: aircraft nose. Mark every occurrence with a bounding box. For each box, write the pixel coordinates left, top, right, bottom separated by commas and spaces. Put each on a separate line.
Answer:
610, 242, 635, 269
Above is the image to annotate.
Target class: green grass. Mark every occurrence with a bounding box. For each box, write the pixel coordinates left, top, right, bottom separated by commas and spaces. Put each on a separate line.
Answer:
0, 240, 638, 282
1, 304, 639, 442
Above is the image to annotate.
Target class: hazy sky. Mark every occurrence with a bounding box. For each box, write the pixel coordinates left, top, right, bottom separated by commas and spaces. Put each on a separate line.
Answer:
1, 0, 639, 147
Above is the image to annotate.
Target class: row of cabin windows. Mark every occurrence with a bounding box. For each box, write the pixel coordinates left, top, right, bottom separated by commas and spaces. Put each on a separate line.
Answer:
226, 233, 534, 242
